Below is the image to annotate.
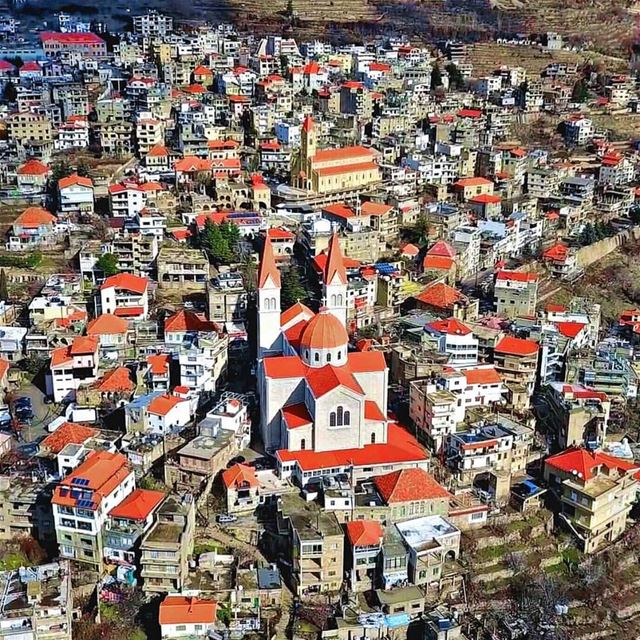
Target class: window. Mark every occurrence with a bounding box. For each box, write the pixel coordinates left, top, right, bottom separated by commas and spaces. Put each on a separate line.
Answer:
337, 406, 343, 425
370, 432, 376, 444
327, 352, 331, 362
330, 413, 336, 427
344, 410, 350, 425
300, 438, 306, 450
314, 352, 320, 362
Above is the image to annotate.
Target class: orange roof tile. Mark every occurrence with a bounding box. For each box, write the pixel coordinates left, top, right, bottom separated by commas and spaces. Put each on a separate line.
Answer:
222, 463, 258, 489
147, 353, 171, 375
277, 422, 428, 471
14, 207, 56, 227
454, 177, 493, 188
17, 159, 49, 175
462, 366, 502, 385
496, 270, 538, 283
423, 255, 455, 271
86, 313, 128, 335
281, 302, 314, 327
495, 335, 538, 356
70, 335, 98, 355
147, 394, 185, 417
100, 273, 148, 294
258, 236, 281, 288
555, 321, 586, 339
364, 400, 386, 421
58, 173, 93, 189
159, 596, 217, 626
40, 422, 97, 454
374, 467, 450, 503
324, 233, 347, 286
164, 309, 218, 334
307, 364, 364, 398
300, 310, 349, 350
414, 282, 465, 309
108, 488, 165, 520
94, 367, 134, 393
428, 317, 472, 336
546, 447, 640, 482
345, 520, 384, 547
316, 161, 378, 177
281, 403, 313, 429
52, 451, 131, 509
427, 240, 456, 258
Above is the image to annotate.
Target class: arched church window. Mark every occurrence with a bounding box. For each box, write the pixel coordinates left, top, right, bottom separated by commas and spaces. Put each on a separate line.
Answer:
314, 352, 320, 362
330, 294, 336, 306
370, 432, 376, 444
263, 297, 271, 311
337, 294, 343, 306
327, 352, 332, 363
330, 412, 336, 427
337, 350, 342, 360
270, 297, 276, 309
336, 406, 343, 426
344, 410, 350, 425
300, 438, 306, 450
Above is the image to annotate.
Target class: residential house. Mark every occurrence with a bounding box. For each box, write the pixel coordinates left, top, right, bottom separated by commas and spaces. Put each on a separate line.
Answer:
58, 174, 94, 217
97, 273, 150, 320
344, 519, 384, 592
159, 595, 217, 640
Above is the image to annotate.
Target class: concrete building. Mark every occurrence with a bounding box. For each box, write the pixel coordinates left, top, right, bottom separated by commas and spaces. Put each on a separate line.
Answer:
494, 270, 539, 318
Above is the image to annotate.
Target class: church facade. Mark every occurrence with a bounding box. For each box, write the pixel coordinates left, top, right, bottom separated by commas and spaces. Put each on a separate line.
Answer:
257, 233, 429, 484
291, 116, 381, 194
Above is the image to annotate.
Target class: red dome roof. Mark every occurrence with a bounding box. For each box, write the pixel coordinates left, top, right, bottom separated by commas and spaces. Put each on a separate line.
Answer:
300, 309, 348, 350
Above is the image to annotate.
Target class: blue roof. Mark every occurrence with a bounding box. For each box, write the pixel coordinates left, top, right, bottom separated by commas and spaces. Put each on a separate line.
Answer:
127, 391, 164, 410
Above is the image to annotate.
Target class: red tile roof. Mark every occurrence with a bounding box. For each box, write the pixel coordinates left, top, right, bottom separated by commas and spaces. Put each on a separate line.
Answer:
495, 335, 539, 357
148, 394, 185, 417
364, 400, 386, 421
39, 422, 97, 454
555, 321, 586, 339
58, 174, 93, 189
281, 302, 314, 327
258, 236, 281, 288
427, 241, 456, 258
263, 351, 386, 379
17, 159, 49, 175
114, 306, 145, 317
101, 273, 148, 294
222, 463, 258, 489
543, 243, 569, 263
496, 270, 538, 283
40, 31, 105, 45
70, 335, 98, 355
14, 207, 56, 227
52, 451, 131, 509
423, 255, 455, 271
108, 488, 165, 520
325, 233, 347, 286
277, 422, 428, 471
147, 353, 170, 375
428, 317, 472, 336
453, 177, 492, 188
159, 596, 217, 626
545, 447, 640, 482
345, 520, 384, 547
94, 367, 134, 393
470, 193, 501, 205
164, 309, 218, 334
374, 467, 450, 503
316, 161, 377, 177
300, 309, 349, 350
414, 282, 465, 309
307, 364, 364, 398
462, 366, 502, 385
86, 313, 128, 335
282, 403, 313, 429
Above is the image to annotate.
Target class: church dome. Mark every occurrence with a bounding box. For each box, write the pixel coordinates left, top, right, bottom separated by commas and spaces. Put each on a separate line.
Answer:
300, 308, 349, 351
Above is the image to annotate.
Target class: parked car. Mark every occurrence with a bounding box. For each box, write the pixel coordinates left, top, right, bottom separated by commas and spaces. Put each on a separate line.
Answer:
217, 514, 238, 524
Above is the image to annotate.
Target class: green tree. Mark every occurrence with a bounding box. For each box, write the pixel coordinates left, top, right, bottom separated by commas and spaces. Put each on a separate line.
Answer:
76, 159, 91, 177
281, 266, 306, 310
580, 222, 598, 246
571, 79, 589, 103
2, 82, 16, 103
445, 63, 464, 90
219, 220, 240, 256
95, 253, 120, 277
240, 256, 257, 292
50, 160, 73, 184
430, 63, 442, 89
0, 269, 8, 302
200, 219, 232, 265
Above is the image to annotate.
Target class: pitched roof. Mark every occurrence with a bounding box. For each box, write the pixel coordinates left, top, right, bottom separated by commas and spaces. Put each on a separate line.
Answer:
86, 313, 128, 335
258, 236, 281, 288
100, 273, 148, 294
147, 353, 171, 375
39, 422, 97, 454
281, 301, 314, 327
164, 309, 218, 333
93, 367, 134, 393
159, 596, 217, 626
108, 488, 165, 520
545, 447, 640, 482
496, 270, 538, 283
281, 403, 313, 429
147, 394, 185, 417
277, 422, 428, 471
222, 463, 258, 489
423, 255, 455, 271
307, 364, 364, 398
453, 177, 493, 188
414, 282, 465, 309
374, 467, 450, 503
52, 451, 131, 509
364, 400, 386, 421
555, 321, 586, 339
470, 193, 501, 204
70, 335, 98, 355
427, 241, 456, 258
14, 207, 56, 227
543, 243, 569, 262
427, 317, 472, 336
345, 520, 384, 547
58, 173, 93, 189
324, 233, 347, 286
495, 335, 539, 356
462, 366, 502, 385
17, 159, 49, 175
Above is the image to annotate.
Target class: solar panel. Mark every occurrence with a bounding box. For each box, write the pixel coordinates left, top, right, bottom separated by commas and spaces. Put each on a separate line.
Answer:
71, 477, 89, 486
77, 500, 94, 509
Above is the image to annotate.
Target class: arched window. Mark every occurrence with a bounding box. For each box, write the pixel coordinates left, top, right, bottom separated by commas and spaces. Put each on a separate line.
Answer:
305, 350, 309, 360
336, 406, 343, 426
263, 297, 271, 311
330, 294, 336, 306
330, 412, 336, 427
344, 410, 350, 425
337, 350, 342, 360
300, 438, 306, 450
314, 352, 320, 362
337, 294, 343, 306
370, 432, 376, 444
327, 352, 332, 363
270, 297, 276, 309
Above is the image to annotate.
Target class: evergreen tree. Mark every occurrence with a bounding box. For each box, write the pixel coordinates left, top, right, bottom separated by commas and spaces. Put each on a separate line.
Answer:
0, 269, 8, 302
200, 219, 232, 265
445, 63, 464, 90
95, 253, 120, 277
220, 221, 240, 257
2, 82, 16, 103
430, 63, 442, 89
281, 266, 306, 311
571, 79, 589, 103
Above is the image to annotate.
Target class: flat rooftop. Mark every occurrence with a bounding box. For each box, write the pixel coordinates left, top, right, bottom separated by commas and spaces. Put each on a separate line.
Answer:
396, 515, 459, 552
144, 522, 183, 545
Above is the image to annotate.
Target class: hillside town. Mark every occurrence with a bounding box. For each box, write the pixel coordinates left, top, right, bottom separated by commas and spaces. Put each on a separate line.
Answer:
0, 8, 640, 640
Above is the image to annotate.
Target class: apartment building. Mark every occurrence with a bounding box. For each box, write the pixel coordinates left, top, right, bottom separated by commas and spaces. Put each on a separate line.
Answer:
494, 270, 539, 318
7, 111, 53, 143
545, 382, 611, 450
493, 335, 539, 396
207, 271, 249, 325
52, 451, 136, 569
47, 335, 99, 403
544, 448, 639, 553
344, 520, 384, 592
157, 246, 210, 290
140, 494, 195, 594
281, 494, 344, 597
58, 174, 94, 217
410, 382, 461, 453
97, 272, 150, 319
423, 318, 479, 369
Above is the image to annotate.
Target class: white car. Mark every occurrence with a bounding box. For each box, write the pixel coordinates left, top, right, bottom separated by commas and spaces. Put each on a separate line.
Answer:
217, 514, 238, 524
